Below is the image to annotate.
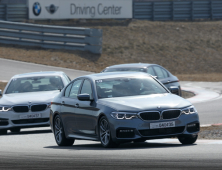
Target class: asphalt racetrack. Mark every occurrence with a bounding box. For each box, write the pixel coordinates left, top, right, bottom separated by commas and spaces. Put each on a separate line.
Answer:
1, 127, 222, 170
1, 58, 222, 169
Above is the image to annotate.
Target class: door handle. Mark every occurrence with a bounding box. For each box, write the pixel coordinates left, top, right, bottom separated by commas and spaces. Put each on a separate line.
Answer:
61, 101, 65, 105
75, 103, 79, 108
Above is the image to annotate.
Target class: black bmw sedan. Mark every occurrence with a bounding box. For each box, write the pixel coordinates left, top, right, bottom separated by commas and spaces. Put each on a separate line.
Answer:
101, 63, 181, 96
50, 72, 199, 148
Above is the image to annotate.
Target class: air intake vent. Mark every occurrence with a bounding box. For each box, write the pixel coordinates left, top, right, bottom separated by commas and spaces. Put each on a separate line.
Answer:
162, 110, 181, 119
139, 126, 185, 136
0, 118, 9, 126
31, 104, 47, 112
12, 118, 49, 124
13, 106, 29, 113
139, 112, 160, 121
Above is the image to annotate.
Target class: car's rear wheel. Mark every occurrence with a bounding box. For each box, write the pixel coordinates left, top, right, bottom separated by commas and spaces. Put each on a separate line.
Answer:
99, 116, 119, 148
178, 135, 198, 145
10, 128, 21, 133
0, 129, 7, 135
54, 115, 74, 146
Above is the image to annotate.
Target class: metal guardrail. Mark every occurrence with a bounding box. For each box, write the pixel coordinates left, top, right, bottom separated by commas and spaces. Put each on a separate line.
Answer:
134, 0, 222, 21
0, 4, 27, 21
0, 21, 103, 54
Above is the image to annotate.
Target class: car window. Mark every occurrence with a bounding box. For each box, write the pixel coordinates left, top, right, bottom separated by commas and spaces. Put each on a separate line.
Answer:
95, 76, 168, 99
64, 83, 73, 97
161, 68, 169, 78
104, 67, 146, 72
153, 66, 165, 79
6, 76, 64, 94
147, 67, 155, 76
80, 80, 93, 98
69, 80, 82, 99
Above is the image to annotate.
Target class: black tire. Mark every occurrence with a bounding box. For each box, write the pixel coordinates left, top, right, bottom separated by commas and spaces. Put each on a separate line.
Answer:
99, 116, 119, 148
178, 135, 198, 145
0, 129, 7, 135
10, 128, 21, 133
54, 115, 74, 146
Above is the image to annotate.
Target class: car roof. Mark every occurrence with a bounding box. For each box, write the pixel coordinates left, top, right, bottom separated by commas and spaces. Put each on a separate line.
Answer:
78, 72, 152, 81
105, 63, 154, 69
12, 71, 65, 79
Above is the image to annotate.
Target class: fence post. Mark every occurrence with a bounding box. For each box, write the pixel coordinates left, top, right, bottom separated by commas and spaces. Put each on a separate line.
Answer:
5, 5, 8, 21
152, 2, 155, 21
191, 1, 194, 21
172, 1, 174, 21
210, 0, 213, 20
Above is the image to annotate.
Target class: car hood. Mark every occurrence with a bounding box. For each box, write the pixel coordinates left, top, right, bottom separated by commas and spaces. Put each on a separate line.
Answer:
98, 93, 191, 112
0, 91, 60, 106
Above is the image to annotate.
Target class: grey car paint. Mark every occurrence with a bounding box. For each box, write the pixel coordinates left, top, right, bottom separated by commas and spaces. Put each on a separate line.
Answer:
101, 63, 181, 95
50, 72, 199, 145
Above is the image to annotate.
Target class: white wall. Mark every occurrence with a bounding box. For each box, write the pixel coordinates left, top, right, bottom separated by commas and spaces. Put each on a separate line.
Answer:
29, 0, 132, 19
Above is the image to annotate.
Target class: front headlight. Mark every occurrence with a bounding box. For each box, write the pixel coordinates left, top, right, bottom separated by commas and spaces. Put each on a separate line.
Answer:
111, 112, 138, 120
181, 106, 197, 115
0, 106, 12, 112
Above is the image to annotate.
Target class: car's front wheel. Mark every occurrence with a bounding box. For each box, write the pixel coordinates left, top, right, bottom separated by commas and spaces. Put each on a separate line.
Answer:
178, 135, 198, 145
99, 116, 119, 148
54, 115, 74, 146
0, 129, 7, 135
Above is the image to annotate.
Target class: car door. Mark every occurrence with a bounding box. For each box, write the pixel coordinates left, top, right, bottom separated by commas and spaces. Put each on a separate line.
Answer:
74, 79, 98, 137
152, 66, 171, 89
60, 79, 83, 135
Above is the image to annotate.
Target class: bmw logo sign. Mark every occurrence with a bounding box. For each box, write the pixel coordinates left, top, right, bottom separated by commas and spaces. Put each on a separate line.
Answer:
33, 2, 41, 16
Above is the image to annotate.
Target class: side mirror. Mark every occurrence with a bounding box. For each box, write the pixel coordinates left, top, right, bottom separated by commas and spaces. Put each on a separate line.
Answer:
153, 76, 158, 79
169, 86, 179, 95
77, 93, 91, 101
0, 89, 2, 97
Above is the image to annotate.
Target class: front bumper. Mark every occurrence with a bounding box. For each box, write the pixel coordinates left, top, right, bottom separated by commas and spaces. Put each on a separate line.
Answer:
0, 109, 50, 130
109, 112, 200, 142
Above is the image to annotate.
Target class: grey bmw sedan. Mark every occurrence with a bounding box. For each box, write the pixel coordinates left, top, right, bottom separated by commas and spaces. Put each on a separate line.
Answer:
50, 72, 199, 148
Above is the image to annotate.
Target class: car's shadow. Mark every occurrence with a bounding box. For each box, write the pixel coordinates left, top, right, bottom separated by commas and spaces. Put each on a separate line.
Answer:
3, 129, 52, 136
45, 141, 196, 150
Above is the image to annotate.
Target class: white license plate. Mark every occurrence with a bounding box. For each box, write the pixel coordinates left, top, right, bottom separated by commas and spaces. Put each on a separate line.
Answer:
20, 113, 41, 119
150, 121, 175, 129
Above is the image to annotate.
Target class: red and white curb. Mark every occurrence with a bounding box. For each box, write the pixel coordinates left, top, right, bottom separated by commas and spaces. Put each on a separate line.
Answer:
146, 139, 222, 144
0, 80, 8, 83
182, 86, 220, 104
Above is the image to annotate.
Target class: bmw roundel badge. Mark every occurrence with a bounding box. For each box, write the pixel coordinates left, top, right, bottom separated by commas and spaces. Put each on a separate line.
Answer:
33, 2, 41, 16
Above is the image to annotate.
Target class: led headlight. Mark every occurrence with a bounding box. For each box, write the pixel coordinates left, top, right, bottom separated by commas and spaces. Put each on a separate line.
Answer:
111, 112, 138, 120
0, 106, 12, 112
181, 106, 197, 115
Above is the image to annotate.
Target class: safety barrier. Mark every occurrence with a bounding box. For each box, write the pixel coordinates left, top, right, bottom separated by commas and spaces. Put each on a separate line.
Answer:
0, 4, 27, 21
0, 21, 103, 54
134, 0, 222, 21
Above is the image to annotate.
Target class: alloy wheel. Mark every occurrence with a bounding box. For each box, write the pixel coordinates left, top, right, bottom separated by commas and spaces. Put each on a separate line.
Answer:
54, 117, 63, 144
100, 119, 111, 146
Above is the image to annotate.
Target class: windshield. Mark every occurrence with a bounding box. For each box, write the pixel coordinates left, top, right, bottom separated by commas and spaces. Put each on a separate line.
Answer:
104, 67, 146, 73
96, 76, 168, 99
6, 76, 64, 94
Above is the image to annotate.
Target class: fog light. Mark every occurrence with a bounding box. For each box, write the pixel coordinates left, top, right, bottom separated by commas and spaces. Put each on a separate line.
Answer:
119, 130, 134, 133
187, 123, 200, 133
187, 124, 196, 127
117, 129, 135, 138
